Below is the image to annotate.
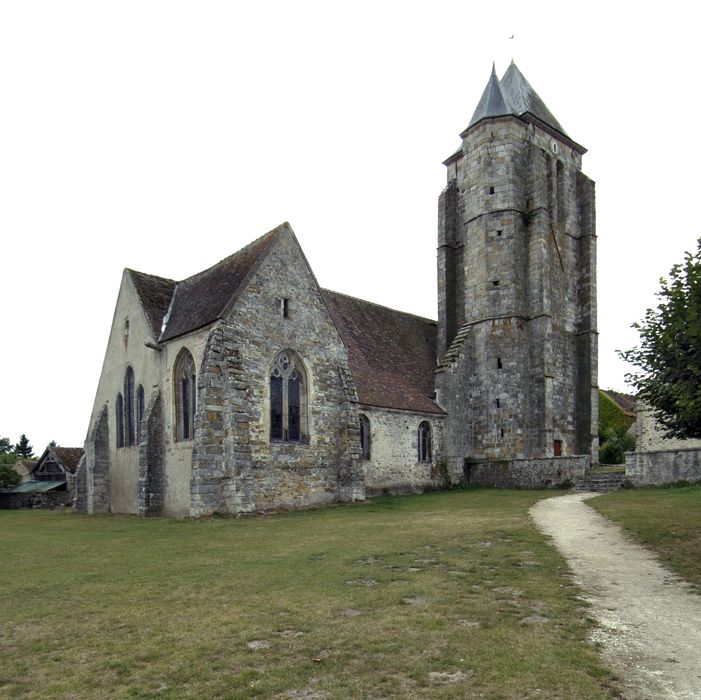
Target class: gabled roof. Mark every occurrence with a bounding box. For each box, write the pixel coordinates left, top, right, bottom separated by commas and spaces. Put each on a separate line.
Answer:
128, 270, 176, 339
601, 389, 636, 416
128, 224, 284, 343
33, 446, 84, 475
464, 61, 577, 147
322, 290, 444, 415
51, 447, 84, 472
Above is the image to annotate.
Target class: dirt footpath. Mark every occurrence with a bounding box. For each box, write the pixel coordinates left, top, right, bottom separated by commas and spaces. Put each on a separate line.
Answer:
531, 493, 701, 700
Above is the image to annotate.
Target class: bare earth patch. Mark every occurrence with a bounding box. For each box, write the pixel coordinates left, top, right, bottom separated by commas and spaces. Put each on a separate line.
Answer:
531, 493, 701, 699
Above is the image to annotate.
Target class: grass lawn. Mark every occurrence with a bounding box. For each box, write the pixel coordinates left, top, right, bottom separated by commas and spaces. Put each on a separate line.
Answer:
589, 484, 701, 591
1, 490, 617, 699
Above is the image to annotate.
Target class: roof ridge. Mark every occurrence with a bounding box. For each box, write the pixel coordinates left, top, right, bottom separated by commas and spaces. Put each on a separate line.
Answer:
126, 268, 177, 285
321, 288, 436, 325
178, 226, 281, 286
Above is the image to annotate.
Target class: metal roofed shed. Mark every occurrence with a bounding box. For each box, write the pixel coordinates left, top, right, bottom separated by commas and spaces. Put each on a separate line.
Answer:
12, 480, 67, 493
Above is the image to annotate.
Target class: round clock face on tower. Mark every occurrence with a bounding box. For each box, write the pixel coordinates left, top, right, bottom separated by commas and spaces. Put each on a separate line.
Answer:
550, 139, 559, 155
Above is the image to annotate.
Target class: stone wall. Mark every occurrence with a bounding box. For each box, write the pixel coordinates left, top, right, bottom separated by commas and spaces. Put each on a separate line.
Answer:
436, 114, 597, 475
0, 491, 72, 509
84, 405, 110, 513
464, 455, 588, 488
190, 227, 364, 516
361, 407, 445, 496
635, 403, 701, 453
626, 448, 701, 486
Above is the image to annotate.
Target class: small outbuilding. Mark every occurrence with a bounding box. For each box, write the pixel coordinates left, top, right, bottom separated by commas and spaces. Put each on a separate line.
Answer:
0, 446, 83, 509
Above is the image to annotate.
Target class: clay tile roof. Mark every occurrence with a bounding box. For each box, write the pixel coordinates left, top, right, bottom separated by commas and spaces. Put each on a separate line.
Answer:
322, 290, 444, 415
158, 226, 281, 342
128, 270, 177, 339
51, 447, 84, 473
602, 389, 636, 415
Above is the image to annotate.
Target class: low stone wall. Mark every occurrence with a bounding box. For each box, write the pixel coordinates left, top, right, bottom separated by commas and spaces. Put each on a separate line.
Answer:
464, 456, 589, 489
626, 448, 701, 486
0, 491, 72, 509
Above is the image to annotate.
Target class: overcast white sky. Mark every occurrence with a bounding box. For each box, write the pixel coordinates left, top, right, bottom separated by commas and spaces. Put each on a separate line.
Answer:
1, 1, 699, 452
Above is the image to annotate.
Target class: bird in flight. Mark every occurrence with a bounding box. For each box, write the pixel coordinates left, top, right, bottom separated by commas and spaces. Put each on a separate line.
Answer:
509, 33, 515, 39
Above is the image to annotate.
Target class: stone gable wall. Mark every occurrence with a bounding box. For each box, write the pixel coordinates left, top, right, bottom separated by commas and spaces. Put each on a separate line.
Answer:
190, 229, 364, 516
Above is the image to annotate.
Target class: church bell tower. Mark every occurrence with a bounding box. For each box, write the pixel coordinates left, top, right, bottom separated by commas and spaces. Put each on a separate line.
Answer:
435, 63, 598, 472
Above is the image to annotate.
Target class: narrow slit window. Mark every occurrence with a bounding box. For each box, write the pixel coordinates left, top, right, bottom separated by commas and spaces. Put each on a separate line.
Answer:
418, 421, 432, 463
489, 185, 495, 195
124, 367, 135, 446
496, 230, 503, 237
116, 393, 124, 448
495, 398, 500, 408
136, 385, 145, 444
359, 414, 371, 460
281, 298, 290, 319
497, 357, 503, 369
492, 280, 500, 287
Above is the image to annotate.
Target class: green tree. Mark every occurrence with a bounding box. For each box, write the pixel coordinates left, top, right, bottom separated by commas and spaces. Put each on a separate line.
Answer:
0, 437, 12, 454
599, 426, 636, 465
620, 239, 701, 439
0, 465, 21, 489
14, 434, 34, 459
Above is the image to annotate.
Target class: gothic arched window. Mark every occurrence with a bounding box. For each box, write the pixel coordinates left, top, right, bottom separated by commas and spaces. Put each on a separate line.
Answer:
359, 414, 371, 460
270, 351, 308, 443
174, 348, 196, 442
116, 393, 125, 448
124, 366, 135, 446
418, 421, 432, 463
136, 385, 145, 445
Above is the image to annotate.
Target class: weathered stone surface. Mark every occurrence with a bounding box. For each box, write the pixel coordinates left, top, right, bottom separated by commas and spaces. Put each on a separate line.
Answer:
437, 107, 596, 477
361, 407, 445, 496
626, 448, 701, 486
464, 456, 587, 488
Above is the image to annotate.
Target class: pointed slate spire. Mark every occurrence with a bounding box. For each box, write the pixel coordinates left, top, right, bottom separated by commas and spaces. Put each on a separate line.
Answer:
500, 61, 567, 136
467, 63, 514, 129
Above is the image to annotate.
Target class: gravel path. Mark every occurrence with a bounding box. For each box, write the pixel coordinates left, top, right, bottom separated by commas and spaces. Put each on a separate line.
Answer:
530, 492, 701, 700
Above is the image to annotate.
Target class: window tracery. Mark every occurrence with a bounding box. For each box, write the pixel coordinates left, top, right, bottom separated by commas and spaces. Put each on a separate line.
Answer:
418, 421, 432, 462
270, 351, 308, 443
174, 349, 196, 441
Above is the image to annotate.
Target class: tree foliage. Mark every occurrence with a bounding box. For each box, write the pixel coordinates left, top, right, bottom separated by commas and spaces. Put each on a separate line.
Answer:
598, 391, 636, 464
0, 465, 21, 489
599, 426, 636, 465
620, 239, 701, 439
14, 434, 34, 459
0, 437, 12, 455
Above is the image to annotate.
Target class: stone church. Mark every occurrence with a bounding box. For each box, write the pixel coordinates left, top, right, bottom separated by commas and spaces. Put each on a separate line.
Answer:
75, 63, 597, 517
